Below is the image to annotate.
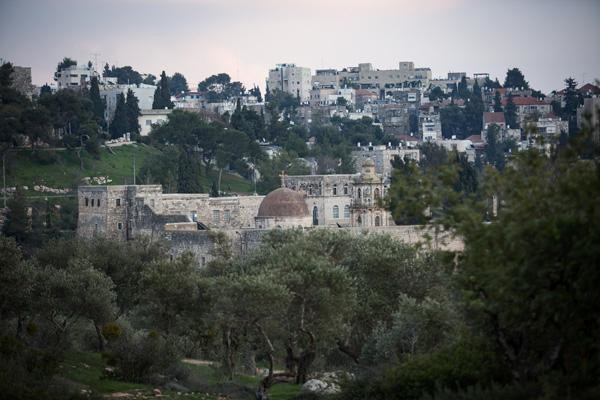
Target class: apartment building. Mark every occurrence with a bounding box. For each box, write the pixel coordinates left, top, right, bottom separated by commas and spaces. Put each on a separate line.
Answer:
266, 63, 312, 102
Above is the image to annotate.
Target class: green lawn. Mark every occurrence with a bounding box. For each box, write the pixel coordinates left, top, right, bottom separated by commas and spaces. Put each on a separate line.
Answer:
4, 144, 253, 194
61, 351, 301, 400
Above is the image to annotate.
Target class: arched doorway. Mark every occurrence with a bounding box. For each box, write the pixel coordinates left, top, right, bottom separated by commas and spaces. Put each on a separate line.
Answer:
312, 206, 319, 226
375, 215, 381, 226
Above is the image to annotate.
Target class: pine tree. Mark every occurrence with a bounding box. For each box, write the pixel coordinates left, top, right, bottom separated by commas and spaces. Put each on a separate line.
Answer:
125, 89, 140, 140
493, 91, 503, 112
89, 77, 105, 124
110, 93, 128, 139
504, 93, 518, 128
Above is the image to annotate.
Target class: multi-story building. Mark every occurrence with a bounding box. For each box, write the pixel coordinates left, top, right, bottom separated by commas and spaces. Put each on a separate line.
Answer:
100, 83, 157, 122
337, 62, 431, 91
502, 97, 552, 125
420, 113, 442, 141
266, 63, 312, 102
54, 63, 100, 90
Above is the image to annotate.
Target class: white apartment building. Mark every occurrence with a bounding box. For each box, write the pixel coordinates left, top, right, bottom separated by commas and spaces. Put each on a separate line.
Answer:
266, 63, 311, 102
138, 109, 172, 137
100, 83, 157, 122
420, 113, 442, 141
54, 64, 100, 89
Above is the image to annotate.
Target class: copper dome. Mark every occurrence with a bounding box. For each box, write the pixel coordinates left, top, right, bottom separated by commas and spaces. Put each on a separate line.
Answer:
257, 188, 309, 218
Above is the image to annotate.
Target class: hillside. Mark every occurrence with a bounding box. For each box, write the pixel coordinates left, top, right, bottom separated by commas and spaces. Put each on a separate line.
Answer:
3, 144, 253, 195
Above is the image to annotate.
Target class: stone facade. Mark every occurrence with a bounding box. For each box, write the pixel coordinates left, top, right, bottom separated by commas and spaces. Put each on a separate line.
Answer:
282, 159, 392, 228
77, 185, 264, 240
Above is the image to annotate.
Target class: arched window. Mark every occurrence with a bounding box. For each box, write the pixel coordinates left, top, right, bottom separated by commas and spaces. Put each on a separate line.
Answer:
374, 187, 381, 199
343, 184, 349, 195
375, 215, 381, 226
333, 185, 337, 195
344, 205, 350, 218
333, 205, 339, 219
357, 215, 362, 226
357, 188, 362, 198
312, 206, 319, 226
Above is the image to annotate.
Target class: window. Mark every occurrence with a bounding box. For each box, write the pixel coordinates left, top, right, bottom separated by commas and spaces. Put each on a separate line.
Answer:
146, 119, 152, 126
85, 197, 89, 207
97, 199, 101, 207
117, 222, 123, 230
357, 216, 362, 226
333, 185, 337, 195
357, 188, 362, 198
192, 211, 198, 222
343, 184, 349, 195
374, 188, 381, 199
375, 215, 381, 226
333, 205, 339, 219
212, 210, 220, 224
116, 199, 121, 206
91, 198, 95, 207
224, 210, 231, 223
344, 205, 350, 218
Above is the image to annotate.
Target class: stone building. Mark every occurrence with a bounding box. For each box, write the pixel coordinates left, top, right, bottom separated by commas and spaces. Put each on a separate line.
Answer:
351, 144, 419, 181
282, 159, 393, 227
255, 188, 312, 229
77, 185, 263, 240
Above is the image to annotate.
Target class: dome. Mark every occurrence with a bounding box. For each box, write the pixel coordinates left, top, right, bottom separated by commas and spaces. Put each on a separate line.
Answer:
257, 188, 309, 218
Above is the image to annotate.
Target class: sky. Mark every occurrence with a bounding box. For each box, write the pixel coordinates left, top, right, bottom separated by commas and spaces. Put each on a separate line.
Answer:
1, 0, 599, 93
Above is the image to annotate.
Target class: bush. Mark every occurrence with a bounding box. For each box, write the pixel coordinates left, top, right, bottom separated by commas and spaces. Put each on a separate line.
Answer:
103, 329, 180, 383
338, 335, 509, 400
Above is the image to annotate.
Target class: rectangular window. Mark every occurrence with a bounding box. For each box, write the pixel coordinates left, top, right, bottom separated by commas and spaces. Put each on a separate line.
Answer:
224, 210, 231, 223
85, 197, 89, 207
344, 205, 350, 218
97, 199, 101, 207
146, 119, 152, 126
212, 210, 220, 224
117, 222, 123, 230
116, 199, 121, 206
91, 198, 95, 207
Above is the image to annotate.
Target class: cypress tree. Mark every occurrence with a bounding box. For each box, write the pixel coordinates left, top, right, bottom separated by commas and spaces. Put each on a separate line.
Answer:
125, 89, 140, 140
493, 91, 503, 112
89, 76, 105, 124
153, 71, 174, 109
152, 85, 163, 109
110, 93, 128, 139
504, 93, 518, 128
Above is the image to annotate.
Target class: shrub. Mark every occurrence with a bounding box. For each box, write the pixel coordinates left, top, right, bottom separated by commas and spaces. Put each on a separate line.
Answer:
103, 330, 180, 383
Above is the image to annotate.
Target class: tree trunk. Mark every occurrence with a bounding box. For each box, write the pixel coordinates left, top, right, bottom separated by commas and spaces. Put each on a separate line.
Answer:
94, 322, 105, 352
222, 327, 236, 380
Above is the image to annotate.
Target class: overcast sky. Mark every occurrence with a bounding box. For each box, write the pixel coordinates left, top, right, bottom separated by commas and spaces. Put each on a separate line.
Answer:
1, 0, 599, 93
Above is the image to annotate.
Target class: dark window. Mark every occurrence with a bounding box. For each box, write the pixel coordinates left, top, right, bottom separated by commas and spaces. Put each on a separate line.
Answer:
117, 222, 123, 230
91, 199, 95, 207
116, 199, 121, 206
85, 197, 89, 206
97, 199, 101, 207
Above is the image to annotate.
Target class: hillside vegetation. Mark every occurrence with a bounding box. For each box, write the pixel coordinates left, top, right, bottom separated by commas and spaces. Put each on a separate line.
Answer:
3, 144, 253, 194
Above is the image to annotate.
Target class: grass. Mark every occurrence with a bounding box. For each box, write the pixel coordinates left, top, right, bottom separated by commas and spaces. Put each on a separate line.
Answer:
60, 351, 301, 400
4, 144, 253, 194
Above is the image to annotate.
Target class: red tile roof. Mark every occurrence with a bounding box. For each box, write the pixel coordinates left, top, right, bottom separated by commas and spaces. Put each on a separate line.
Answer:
467, 135, 483, 143
579, 83, 600, 95
483, 112, 505, 124
502, 96, 548, 106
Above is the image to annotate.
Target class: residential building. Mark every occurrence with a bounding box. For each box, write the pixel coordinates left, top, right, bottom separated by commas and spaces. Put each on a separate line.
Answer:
420, 113, 442, 141
138, 109, 172, 137
100, 83, 157, 122
54, 63, 100, 90
266, 63, 312, 102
